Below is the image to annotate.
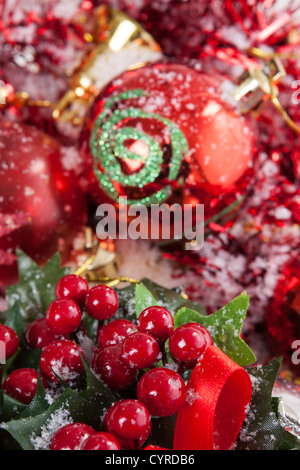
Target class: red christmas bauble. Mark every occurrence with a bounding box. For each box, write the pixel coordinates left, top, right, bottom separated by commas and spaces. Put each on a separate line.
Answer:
80, 61, 255, 214
0, 122, 87, 287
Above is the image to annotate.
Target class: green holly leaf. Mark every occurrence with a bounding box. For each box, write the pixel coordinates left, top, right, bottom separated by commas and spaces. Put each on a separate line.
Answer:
18, 374, 49, 419
236, 358, 300, 450
114, 283, 138, 323
0, 354, 119, 450
269, 397, 300, 450
135, 282, 159, 318
0, 374, 48, 424
278, 426, 300, 450
174, 291, 255, 367
0, 387, 103, 450
0, 391, 26, 422
11, 347, 42, 371
4, 250, 70, 325
78, 350, 118, 420
4, 302, 25, 347
145, 414, 177, 449
134, 279, 207, 320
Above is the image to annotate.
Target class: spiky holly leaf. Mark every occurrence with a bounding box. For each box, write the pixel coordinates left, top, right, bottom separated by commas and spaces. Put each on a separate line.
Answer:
4, 302, 24, 347
4, 250, 70, 325
135, 282, 158, 317
0, 387, 102, 450
78, 350, 118, 419
174, 291, 256, 367
135, 279, 207, 317
0, 390, 26, 423
113, 282, 137, 322
0, 355, 119, 451
17, 374, 49, 419
236, 358, 300, 450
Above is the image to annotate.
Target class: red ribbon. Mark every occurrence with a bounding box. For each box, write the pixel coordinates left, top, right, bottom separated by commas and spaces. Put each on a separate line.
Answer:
173, 345, 252, 450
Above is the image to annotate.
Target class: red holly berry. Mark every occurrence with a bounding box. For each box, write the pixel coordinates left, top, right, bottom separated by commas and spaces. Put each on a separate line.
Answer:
104, 399, 151, 449
121, 332, 161, 370
0, 324, 19, 359
180, 322, 213, 349
39, 339, 85, 383
25, 318, 61, 349
91, 344, 137, 391
137, 306, 174, 343
169, 325, 207, 363
46, 299, 82, 336
137, 367, 186, 417
1, 368, 45, 405
84, 285, 119, 321
98, 319, 136, 349
55, 275, 89, 306
81, 432, 121, 450
50, 423, 95, 450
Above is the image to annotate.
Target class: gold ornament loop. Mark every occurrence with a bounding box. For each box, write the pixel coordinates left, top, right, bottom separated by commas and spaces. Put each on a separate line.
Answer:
234, 47, 300, 135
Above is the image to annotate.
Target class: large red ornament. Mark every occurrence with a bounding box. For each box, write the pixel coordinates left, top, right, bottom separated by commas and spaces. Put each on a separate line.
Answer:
0, 122, 87, 288
81, 62, 255, 219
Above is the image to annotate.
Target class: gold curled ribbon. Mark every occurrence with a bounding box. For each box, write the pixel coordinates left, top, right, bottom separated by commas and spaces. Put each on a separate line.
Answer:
271, 95, 300, 135
74, 253, 139, 287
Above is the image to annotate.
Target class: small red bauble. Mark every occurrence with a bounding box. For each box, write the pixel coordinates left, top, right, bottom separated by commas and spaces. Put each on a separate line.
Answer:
137, 367, 186, 417
81, 432, 121, 450
121, 332, 161, 370
25, 318, 61, 350
91, 344, 137, 391
84, 285, 119, 321
98, 319, 137, 349
39, 339, 85, 383
137, 306, 174, 343
0, 122, 87, 288
1, 368, 44, 405
46, 299, 82, 335
104, 399, 151, 445
50, 423, 95, 450
0, 324, 19, 359
55, 275, 89, 306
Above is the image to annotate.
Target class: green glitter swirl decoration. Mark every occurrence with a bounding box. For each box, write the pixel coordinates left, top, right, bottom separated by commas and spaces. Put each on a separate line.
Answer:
90, 89, 189, 205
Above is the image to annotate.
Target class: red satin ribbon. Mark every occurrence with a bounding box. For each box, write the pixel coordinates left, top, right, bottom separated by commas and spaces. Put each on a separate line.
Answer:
173, 345, 252, 450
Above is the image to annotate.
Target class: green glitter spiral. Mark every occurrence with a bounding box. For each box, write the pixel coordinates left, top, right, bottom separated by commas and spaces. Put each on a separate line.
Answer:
90, 89, 189, 205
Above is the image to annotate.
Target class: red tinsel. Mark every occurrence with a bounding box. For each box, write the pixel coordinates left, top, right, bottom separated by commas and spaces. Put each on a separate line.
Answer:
0, 0, 300, 366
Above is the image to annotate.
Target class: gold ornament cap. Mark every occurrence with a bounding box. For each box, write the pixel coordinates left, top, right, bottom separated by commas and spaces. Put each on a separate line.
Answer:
233, 51, 286, 116
233, 48, 300, 135
53, 6, 162, 127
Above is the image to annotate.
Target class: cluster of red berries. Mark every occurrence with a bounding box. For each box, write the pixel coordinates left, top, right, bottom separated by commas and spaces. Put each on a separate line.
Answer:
0, 274, 213, 450
1, 274, 119, 402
